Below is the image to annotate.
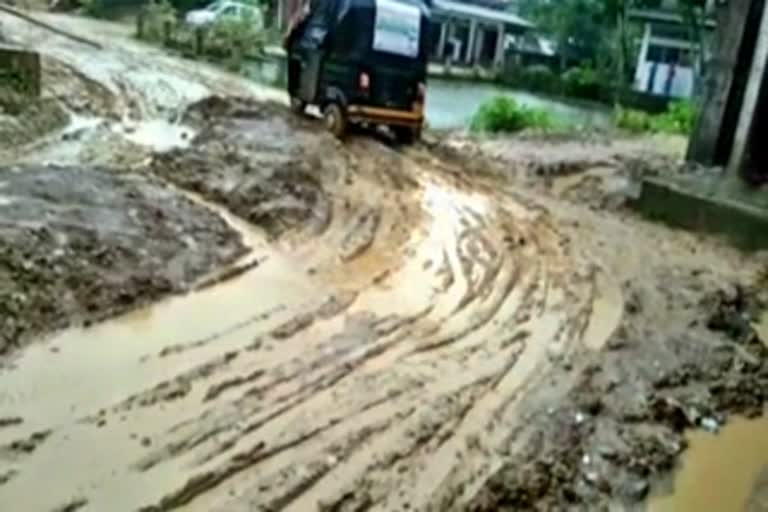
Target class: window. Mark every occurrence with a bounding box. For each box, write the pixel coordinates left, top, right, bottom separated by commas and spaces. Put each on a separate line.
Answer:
646, 44, 689, 64
647, 44, 664, 62
207, 0, 225, 11
651, 23, 690, 41
219, 4, 238, 17
665, 47, 680, 64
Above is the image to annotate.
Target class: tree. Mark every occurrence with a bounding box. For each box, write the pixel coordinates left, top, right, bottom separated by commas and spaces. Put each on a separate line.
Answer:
519, 0, 642, 101
519, 0, 605, 71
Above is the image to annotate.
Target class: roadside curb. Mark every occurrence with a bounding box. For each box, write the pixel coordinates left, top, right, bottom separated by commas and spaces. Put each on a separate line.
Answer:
633, 177, 768, 251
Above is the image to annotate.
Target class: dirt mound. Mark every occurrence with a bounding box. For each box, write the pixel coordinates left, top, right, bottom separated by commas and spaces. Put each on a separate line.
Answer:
151, 97, 331, 238
0, 165, 245, 355
438, 134, 684, 211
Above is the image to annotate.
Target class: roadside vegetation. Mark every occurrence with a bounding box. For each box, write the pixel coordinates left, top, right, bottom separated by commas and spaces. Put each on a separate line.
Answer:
135, 0, 177, 42
501, 64, 603, 103
471, 96, 697, 136
614, 100, 698, 135
136, 0, 265, 68
470, 96, 555, 133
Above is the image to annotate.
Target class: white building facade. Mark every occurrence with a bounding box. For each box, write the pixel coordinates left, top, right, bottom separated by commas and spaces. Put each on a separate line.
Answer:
630, 1, 715, 99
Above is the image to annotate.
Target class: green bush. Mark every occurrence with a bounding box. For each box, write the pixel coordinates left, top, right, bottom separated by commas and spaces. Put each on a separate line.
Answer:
650, 101, 697, 135
207, 13, 265, 60
501, 65, 559, 95
471, 96, 554, 134
520, 66, 558, 92
614, 101, 697, 135
140, 0, 177, 42
562, 66, 600, 97
614, 106, 653, 133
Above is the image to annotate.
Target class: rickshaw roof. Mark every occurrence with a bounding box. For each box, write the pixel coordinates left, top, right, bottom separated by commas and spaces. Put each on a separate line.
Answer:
319, 0, 431, 23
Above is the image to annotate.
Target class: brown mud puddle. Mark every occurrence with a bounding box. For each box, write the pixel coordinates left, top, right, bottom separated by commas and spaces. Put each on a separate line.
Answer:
0, 151, 601, 511
649, 415, 768, 512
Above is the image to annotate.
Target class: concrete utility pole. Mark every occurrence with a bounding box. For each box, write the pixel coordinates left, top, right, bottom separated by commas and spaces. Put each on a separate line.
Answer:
686, 0, 756, 166
727, 0, 768, 183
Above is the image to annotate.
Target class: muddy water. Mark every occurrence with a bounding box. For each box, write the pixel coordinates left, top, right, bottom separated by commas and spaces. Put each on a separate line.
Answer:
649, 416, 768, 512
113, 119, 195, 152
582, 269, 623, 351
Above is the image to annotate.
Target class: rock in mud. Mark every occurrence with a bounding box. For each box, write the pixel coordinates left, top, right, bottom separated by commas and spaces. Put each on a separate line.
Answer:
0, 165, 245, 355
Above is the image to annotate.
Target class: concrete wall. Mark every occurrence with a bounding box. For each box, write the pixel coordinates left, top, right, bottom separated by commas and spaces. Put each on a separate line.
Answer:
0, 45, 41, 98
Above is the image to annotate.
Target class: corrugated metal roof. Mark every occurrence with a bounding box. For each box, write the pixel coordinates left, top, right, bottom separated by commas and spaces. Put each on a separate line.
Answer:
433, 0, 534, 28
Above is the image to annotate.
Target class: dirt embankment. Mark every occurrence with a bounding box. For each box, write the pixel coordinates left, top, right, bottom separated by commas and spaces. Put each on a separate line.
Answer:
0, 165, 245, 355
436, 132, 689, 210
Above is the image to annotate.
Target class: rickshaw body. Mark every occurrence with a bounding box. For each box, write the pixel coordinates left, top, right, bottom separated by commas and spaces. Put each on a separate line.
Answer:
286, 0, 430, 142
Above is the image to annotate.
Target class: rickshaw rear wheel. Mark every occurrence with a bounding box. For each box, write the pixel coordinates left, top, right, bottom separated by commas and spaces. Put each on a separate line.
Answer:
289, 96, 306, 115
323, 103, 347, 138
393, 126, 419, 145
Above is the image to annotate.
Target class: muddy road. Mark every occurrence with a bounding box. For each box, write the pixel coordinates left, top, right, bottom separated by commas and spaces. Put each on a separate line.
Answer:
1, 11, 767, 512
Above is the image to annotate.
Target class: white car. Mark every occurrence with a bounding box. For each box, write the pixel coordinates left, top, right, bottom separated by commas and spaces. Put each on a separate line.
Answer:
185, 1, 264, 29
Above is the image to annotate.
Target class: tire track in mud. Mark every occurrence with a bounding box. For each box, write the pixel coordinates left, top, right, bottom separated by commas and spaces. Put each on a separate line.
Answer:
0, 93, 602, 511
123, 134, 596, 511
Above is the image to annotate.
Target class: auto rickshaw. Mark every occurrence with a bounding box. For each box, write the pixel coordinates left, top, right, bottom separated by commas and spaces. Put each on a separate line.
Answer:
284, 0, 430, 143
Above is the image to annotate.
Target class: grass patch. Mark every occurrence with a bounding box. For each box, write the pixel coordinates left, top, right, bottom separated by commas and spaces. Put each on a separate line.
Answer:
470, 96, 555, 134
614, 101, 697, 135
136, 0, 178, 42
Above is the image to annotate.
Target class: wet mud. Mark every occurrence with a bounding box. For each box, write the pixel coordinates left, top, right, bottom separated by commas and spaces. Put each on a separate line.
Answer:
438, 135, 768, 511
150, 97, 332, 238
0, 165, 245, 355
0, 10, 767, 512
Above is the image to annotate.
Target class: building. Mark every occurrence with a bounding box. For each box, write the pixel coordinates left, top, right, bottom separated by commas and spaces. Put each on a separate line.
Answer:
630, 0, 716, 99
430, 0, 533, 68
